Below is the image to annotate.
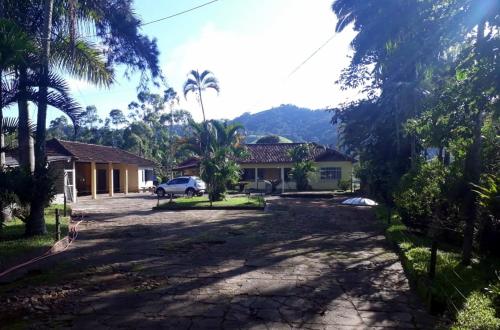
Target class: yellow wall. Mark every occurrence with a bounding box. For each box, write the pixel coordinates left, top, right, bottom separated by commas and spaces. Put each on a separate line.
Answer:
128, 164, 139, 192
240, 161, 353, 191
75, 162, 142, 195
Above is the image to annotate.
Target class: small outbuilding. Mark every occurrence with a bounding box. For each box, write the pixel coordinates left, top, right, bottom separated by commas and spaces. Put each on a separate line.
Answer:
45, 139, 156, 202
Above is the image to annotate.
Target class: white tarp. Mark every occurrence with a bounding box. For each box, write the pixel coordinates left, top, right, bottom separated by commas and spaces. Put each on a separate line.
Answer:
342, 197, 378, 206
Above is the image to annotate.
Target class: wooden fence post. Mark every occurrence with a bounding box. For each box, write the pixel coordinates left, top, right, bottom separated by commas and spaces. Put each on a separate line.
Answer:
429, 240, 438, 280
63, 193, 67, 217
55, 209, 61, 241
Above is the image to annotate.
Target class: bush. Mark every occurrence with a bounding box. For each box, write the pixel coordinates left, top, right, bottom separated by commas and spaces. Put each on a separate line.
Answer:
394, 160, 448, 230
338, 179, 351, 191
377, 208, 500, 329
453, 292, 500, 330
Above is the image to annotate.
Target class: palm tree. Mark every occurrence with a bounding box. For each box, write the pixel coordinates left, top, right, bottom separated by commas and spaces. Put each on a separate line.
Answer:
0, 18, 34, 167
26, 0, 55, 236
17, 0, 160, 235
183, 70, 220, 122
179, 120, 244, 202
164, 87, 178, 179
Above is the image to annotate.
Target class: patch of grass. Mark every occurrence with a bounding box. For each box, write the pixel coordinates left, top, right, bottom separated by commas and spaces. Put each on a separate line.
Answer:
376, 206, 500, 328
0, 204, 71, 269
453, 291, 500, 330
154, 196, 265, 210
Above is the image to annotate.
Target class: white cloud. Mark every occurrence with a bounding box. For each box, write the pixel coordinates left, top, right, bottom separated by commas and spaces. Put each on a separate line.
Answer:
163, 0, 358, 121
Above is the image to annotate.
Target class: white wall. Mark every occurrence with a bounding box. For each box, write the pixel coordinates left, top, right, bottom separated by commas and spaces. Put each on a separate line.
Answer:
138, 167, 155, 189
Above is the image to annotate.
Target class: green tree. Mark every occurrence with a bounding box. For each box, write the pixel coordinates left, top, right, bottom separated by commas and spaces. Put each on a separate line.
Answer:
180, 120, 244, 202
183, 70, 219, 122
331, 0, 500, 264
3, 0, 161, 235
288, 144, 316, 191
109, 109, 128, 127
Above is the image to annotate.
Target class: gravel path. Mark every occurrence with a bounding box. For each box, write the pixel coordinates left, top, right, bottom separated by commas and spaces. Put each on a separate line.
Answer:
0, 194, 437, 329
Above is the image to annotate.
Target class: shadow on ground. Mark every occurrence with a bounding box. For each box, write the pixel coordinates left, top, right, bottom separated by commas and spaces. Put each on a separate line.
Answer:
0, 195, 438, 329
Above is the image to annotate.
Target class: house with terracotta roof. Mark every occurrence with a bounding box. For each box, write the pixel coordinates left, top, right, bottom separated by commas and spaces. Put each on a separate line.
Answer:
46, 139, 156, 201
174, 143, 354, 192
7, 138, 156, 202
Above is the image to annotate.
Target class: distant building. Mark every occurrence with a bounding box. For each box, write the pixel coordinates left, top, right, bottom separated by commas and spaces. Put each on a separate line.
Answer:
174, 143, 354, 192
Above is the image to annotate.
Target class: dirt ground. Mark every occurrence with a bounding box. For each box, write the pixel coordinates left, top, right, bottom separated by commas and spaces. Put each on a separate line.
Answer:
0, 194, 437, 329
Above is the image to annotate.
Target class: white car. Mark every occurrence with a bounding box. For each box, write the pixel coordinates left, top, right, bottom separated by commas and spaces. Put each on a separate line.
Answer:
156, 176, 206, 198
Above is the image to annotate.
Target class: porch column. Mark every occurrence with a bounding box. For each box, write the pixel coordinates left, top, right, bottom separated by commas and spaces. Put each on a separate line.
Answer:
254, 168, 258, 183
108, 162, 114, 197
72, 161, 77, 203
281, 167, 285, 194
91, 161, 97, 199
124, 165, 129, 195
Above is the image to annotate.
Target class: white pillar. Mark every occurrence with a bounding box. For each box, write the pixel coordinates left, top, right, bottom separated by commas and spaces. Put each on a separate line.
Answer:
124, 165, 129, 195
108, 162, 114, 197
281, 167, 285, 194
72, 161, 77, 203
91, 161, 97, 199
254, 168, 258, 183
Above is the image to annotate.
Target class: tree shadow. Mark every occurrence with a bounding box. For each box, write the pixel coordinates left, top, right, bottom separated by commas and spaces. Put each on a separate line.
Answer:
0, 198, 438, 329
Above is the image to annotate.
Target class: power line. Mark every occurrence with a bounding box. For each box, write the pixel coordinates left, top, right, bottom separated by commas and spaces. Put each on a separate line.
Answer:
84, 0, 220, 38
288, 33, 337, 78
141, 0, 219, 27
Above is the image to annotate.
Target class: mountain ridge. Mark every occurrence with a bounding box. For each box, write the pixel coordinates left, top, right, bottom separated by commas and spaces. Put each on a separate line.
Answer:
230, 104, 338, 147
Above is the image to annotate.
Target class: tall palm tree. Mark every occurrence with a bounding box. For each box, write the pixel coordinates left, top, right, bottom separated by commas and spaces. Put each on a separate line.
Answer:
164, 87, 178, 179
26, 0, 55, 236
183, 70, 219, 122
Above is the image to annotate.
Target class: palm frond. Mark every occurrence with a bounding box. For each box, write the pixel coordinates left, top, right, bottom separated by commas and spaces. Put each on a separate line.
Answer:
1, 77, 18, 108
1, 117, 36, 136
204, 81, 220, 94
183, 78, 199, 98
199, 70, 215, 82
51, 36, 114, 87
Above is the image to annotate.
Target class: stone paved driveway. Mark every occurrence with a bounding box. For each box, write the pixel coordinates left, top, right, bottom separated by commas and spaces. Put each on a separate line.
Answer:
0, 194, 437, 329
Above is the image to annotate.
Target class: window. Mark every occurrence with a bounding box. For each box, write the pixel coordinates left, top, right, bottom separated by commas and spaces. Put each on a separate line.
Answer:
320, 167, 342, 180
177, 178, 190, 184
145, 170, 154, 181
242, 169, 255, 180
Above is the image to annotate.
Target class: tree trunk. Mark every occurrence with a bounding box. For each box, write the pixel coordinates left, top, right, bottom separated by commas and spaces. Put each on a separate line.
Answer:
461, 109, 482, 265
198, 87, 206, 123
17, 65, 34, 172
461, 19, 486, 265
26, 0, 54, 236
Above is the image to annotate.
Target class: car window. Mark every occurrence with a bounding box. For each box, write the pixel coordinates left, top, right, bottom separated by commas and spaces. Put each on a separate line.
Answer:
177, 178, 190, 184
167, 179, 178, 185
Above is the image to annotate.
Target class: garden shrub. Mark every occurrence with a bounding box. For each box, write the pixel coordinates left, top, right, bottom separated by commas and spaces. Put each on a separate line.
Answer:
453, 291, 500, 330
394, 160, 448, 230
338, 179, 351, 191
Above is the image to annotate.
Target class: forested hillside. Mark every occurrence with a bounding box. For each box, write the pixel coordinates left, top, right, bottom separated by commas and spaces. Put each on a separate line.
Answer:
232, 105, 338, 146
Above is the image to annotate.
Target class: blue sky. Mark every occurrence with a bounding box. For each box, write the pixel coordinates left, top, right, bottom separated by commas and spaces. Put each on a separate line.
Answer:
51, 0, 358, 124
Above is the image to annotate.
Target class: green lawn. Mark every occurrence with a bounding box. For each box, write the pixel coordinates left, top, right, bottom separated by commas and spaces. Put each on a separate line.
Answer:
155, 196, 265, 210
376, 207, 500, 329
0, 204, 71, 269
